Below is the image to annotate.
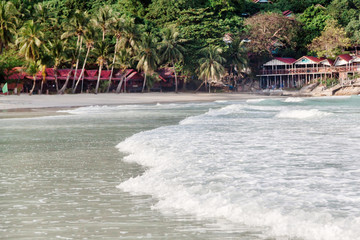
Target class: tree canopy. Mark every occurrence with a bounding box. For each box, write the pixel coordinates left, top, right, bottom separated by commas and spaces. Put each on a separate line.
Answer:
1, 0, 360, 89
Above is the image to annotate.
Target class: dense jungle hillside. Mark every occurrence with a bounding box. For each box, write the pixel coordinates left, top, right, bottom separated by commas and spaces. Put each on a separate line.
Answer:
1, 0, 359, 90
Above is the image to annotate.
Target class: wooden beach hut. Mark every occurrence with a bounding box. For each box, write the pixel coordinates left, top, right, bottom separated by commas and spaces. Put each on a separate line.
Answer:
259, 57, 296, 88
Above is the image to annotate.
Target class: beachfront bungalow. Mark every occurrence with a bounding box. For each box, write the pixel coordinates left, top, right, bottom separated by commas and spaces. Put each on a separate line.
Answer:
259, 57, 296, 88
258, 54, 360, 88
156, 68, 184, 91
4, 67, 147, 93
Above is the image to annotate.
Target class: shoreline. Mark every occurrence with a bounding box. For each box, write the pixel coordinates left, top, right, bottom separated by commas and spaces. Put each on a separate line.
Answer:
0, 92, 272, 118
0, 92, 271, 110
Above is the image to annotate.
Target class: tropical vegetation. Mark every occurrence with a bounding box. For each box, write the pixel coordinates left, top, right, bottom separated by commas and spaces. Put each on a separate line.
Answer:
0, 0, 359, 93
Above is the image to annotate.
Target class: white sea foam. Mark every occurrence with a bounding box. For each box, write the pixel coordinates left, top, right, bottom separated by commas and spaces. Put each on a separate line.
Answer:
179, 104, 244, 125
246, 99, 266, 103
276, 109, 332, 119
284, 97, 305, 103
116, 98, 360, 240
57, 105, 121, 114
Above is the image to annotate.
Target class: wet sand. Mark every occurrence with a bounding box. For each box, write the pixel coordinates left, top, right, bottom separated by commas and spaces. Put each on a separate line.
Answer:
0, 92, 266, 118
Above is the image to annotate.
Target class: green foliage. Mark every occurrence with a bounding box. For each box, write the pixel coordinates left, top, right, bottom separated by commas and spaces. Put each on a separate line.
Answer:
309, 19, 351, 57
272, 0, 330, 13
115, 0, 147, 17
0, 49, 24, 82
325, 77, 338, 87
298, 5, 330, 45
0, 0, 19, 53
345, 16, 360, 45
4, 0, 360, 92
327, 0, 358, 26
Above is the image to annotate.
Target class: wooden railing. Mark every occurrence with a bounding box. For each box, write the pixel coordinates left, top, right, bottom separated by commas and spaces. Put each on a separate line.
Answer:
260, 66, 359, 75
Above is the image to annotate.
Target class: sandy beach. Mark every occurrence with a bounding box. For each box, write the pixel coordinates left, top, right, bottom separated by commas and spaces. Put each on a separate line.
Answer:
0, 92, 265, 111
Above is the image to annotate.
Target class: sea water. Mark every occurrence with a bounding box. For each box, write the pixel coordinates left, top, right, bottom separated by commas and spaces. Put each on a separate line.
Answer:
1, 96, 360, 240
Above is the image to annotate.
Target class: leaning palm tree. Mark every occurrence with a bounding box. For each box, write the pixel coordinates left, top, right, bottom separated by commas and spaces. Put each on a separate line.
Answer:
73, 26, 96, 93
115, 49, 132, 93
0, 0, 18, 54
136, 34, 160, 92
48, 39, 68, 92
58, 45, 77, 94
93, 41, 111, 94
197, 45, 225, 93
106, 15, 127, 93
159, 26, 186, 93
61, 10, 89, 89
91, 5, 116, 41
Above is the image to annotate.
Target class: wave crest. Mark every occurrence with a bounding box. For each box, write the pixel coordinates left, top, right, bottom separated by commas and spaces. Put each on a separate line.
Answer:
276, 109, 332, 119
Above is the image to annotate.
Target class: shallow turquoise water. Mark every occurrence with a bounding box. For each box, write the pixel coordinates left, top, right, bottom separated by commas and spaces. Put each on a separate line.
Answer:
1, 96, 360, 240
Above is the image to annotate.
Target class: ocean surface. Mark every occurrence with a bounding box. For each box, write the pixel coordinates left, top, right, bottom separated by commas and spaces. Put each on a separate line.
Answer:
1, 96, 360, 240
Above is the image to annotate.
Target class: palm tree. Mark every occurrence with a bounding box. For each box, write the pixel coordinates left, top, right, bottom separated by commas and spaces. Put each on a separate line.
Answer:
106, 16, 128, 93
62, 10, 89, 89
17, 20, 49, 94
26, 60, 41, 95
159, 26, 186, 93
225, 38, 248, 77
16, 20, 44, 61
197, 45, 225, 93
73, 26, 96, 93
120, 20, 141, 57
58, 45, 77, 94
93, 41, 110, 94
136, 34, 160, 92
91, 5, 115, 41
33, 2, 54, 29
0, 1, 18, 54
48, 39, 68, 92
115, 49, 132, 93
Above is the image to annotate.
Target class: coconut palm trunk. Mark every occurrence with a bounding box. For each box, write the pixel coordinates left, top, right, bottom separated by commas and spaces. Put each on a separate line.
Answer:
195, 80, 205, 92
40, 80, 44, 94
209, 79, 211, 93
106, 38, 118, 93
58, 65, 73, 94
54, 67, 59, 92
142, 73, 147, 93
73, 46, 90, 93
95, 63, 103, 94
29, 76, 37, 95
172, 60, 179, 93
72, 36, 83, 90
116, 74, 127, 93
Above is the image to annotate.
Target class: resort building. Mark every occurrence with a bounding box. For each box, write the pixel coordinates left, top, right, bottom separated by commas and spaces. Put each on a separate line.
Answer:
258, 54, 360, 89
4, 67, 183, 93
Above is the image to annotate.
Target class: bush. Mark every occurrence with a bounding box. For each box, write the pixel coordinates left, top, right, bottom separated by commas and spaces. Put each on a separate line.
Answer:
325, 78, 338, 87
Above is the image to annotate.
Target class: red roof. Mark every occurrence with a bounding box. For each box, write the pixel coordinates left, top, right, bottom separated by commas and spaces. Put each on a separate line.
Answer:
274, 57, 297, 64
337, 54, 352, 62
296, 56, 323, 64
58, 69, 72, 77
6, 72, 26, 80
320, 59, 334, 66
100, 70, 111, 79
282, 10, 292, 16
85, 70, 98, 77
45, 68, 55, 76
